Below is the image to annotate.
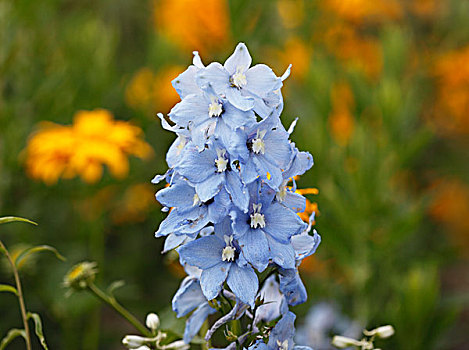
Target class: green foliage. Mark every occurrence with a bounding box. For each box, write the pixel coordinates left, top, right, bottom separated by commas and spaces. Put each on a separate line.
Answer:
0, 284, 17, 296
0, 329, 26, 350
14, 245, 66, 267
27, 313, 48, 350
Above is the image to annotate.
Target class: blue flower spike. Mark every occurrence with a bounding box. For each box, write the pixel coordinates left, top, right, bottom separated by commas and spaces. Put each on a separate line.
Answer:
154, 42, 320, 348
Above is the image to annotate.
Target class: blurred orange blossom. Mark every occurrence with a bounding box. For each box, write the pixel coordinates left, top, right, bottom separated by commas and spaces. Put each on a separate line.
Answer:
25, 109, 153, 185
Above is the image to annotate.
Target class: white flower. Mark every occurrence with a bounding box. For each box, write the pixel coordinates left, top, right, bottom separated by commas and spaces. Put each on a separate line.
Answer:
331, 335, 362, 348
122, 335, 147, 348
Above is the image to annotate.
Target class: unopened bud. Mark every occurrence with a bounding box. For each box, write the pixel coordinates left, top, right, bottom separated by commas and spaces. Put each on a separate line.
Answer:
122, 335, 147, 348
374, 325, 395, 338
146, 313, 160, 330
160, 340, 190, 350
331, 335, 361, 348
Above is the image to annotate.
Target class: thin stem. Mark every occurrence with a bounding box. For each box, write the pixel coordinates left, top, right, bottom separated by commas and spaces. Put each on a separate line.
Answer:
0, 240, 32, 350
87, 282, 152, 337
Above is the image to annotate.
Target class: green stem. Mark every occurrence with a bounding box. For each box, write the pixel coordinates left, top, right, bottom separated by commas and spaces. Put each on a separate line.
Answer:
0, 240, 32, 350
87, 282, 152, 337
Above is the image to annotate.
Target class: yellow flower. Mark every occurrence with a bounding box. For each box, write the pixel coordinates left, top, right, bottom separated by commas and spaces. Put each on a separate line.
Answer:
329, 82, 355, 146
277, 0, 305, 29
25, 109, 153, 185
125, 66, 183, 114
154, 0, 230, 55
432, 46, 469, 136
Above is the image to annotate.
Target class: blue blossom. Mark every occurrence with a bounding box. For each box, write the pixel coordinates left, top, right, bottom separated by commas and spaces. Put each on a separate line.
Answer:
177, 220, 259, 306
172, 271, 217, 343
174, 141, 249, 212
254, 275, 287, 325
196, 43, 284, 117
231, 181, 307, 271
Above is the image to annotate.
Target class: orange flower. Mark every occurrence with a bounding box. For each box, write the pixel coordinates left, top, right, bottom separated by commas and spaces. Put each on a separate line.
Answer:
296, 188, 319, 223
25, 109, 153, 184
323, 24, 383, 79
125, 66, 183, 114
111, 183, 156, 224
154, 0, 230, 55
278, 37, 312, 81
323, 0, 402, 24
429, 178, 469, 254
432, 46, 469, 136
329, 82, 355, 146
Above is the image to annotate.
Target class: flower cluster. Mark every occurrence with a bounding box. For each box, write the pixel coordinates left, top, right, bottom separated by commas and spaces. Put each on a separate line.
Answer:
154, 43, 320, 348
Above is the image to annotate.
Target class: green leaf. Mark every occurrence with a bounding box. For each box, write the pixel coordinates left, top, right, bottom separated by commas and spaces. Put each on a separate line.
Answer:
27, 312, 48, 350
14, 245, 66, 267
107, 280, 125, 297
0, 328, 26, 350
0, 216, 37, 226
0, 284, 18, 296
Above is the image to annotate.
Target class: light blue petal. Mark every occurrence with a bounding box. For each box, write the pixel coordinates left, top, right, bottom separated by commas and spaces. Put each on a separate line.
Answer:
237, 229, 269, 272
253, 155, 282, 191
224, 42, 252, 75
177, 146, 217, 183
265, 234, 295, 269
267, 311, 296, 349
172, 65, 201, 99
225, 171, 249, 213
245, 64, 282, 97
178, 235, 224, 269
196, 174, 224, 202
156, 181, 195, 208
163, 233, 193, 253
252, 96, 274, 119
292, 229, 321, 261
166, 136, 188, 168
191, 119, 216, 151
200, 262, 231, 300
169, 94, 210, 127
280, 191, 306, 213
226, 87, 254, 111
221, 102, 256, 130
279, 268, 307, 306
214, 119, 250, 161
263, 202, 307, 243
155, 208, 197, 237
178, 207, 211, 235
183, 302, 216, 343
207, 188, 231, 222
254, 275, 284, 324
196, 62, 230, 94
231, 210, 250, 238
240, 157, 259, 184
263, 129, 292, 169
248, 341, 268, 350
283, 151, 314, 179
227, 263, 258, 307
172, 278, 206, 317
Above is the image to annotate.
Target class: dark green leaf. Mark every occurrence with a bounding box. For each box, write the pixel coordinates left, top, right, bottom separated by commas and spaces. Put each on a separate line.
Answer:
0, 284, 18, 296
14, 245, 65, 267
27, 312, 48, 350
0, 329, 26, 350
0, 217, 37, 226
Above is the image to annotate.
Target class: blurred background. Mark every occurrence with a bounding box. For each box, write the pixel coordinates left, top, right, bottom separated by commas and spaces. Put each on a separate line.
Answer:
1, 0, 468, 349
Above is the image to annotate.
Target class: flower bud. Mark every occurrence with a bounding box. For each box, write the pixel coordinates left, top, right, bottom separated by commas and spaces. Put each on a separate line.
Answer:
331, 335, 361, 348
160, 340, 190, 350
146, 313, 160, 330
63, 262, 98, 291
122, 335, 147, 348
374, 325, 395, 338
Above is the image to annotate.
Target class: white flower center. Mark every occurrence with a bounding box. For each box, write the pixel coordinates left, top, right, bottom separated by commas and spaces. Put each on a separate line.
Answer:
208, 101, 223, 118
215, 149, 228, 173
277, 340, 289, 350
276, 180, 289, 202
250, 203, 266, 229
192, 193, 202, 207
222, 235, 236, 262
251, 129, 267, 155
231, 67, 247, 88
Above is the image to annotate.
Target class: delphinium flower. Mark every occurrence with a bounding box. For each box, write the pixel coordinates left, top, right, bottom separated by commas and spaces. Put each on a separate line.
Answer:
154, 43, 320, 349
